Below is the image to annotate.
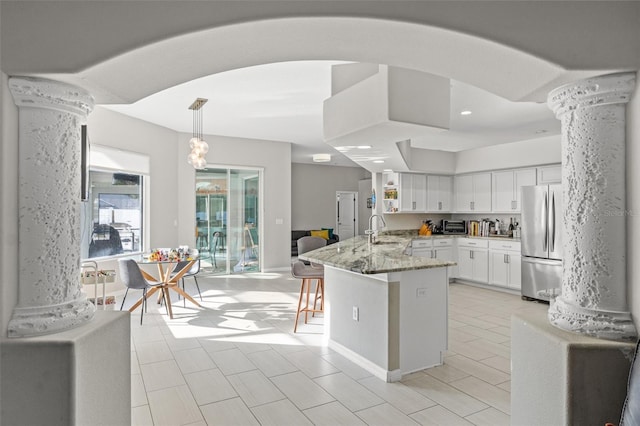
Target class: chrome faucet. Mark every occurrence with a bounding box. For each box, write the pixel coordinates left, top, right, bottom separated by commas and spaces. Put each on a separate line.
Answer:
366, 214, 387, 244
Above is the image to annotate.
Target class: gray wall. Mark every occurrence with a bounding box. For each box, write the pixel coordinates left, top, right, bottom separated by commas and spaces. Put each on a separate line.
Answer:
291, 163, 368, 231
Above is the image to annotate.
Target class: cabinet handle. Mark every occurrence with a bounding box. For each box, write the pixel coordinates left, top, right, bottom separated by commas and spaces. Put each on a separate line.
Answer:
432, 250, 436, 259
413, 201, 416, 210
504, 254, 508, 263
470, 201, 474, 210
470, 251, 474, 260
438, 201, 442, 210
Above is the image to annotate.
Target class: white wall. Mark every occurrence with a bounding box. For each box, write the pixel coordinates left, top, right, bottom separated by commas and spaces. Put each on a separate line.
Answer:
291, 163, 368, 231
455, 135, 561, 174
88, 107, 180, 249
1, 72, 19, 337
88, 109, 293, 272
627, 76, 640, 332
409, 148, 456, 174
358, 178, 372, 235
176, 133, 292, 271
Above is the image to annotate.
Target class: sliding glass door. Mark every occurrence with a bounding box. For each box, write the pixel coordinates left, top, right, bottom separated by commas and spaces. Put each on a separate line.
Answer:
195, 167, 262, 274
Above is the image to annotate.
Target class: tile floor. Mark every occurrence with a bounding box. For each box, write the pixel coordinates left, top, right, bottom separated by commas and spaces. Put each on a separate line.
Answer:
125, 272, 547, 426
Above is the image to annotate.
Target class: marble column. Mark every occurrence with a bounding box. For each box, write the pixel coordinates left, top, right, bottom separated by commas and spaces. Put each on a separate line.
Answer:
547, 72, 637, 341
7, 77, 95, 338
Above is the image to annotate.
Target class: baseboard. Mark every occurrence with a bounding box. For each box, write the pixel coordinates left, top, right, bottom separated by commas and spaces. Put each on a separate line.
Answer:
328, 339, 402, 382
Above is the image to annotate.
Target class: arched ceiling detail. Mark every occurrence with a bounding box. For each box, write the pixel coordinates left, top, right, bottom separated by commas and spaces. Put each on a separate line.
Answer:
3, 2, 636, 103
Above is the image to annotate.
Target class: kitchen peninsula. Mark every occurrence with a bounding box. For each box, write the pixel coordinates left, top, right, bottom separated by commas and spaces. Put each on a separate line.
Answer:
299, 233, 455, 382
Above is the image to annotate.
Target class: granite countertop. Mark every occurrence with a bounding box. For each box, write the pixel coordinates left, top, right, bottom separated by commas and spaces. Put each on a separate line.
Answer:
298, 234, 456, 275
381, 229, 521, 242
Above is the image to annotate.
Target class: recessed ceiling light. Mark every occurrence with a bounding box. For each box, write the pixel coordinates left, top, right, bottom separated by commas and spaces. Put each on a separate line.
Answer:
383, 169, 393, 172
460, 110, 472, 116
357, 145, 372, 149
313, 153, 331, 162
373, 160, 385, 164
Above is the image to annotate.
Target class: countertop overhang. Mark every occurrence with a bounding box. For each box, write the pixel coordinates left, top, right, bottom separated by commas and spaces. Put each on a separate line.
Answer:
298, 234, 456, 275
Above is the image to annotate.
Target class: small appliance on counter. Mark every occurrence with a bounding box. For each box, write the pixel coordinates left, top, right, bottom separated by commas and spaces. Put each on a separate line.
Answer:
441, 220, 467, 235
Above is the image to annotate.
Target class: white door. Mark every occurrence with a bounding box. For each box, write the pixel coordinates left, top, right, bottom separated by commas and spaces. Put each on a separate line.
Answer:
336, 191, 358, 240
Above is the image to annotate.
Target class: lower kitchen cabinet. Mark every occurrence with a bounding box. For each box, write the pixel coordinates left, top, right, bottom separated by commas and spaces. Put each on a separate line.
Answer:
457, 238, 489, 283
411, 238, 456, 278
488, 240, 522, 289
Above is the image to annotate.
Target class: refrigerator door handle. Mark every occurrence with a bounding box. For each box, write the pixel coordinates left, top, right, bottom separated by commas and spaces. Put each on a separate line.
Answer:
543, 192, 549, 252
550, 191, 556, 253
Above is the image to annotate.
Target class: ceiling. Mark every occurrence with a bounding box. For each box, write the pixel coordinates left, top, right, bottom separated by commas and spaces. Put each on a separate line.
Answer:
106, 60, 561, 168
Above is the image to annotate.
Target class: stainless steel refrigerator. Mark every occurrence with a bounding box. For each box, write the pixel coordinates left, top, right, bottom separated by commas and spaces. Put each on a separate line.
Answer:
520, 184, 562, 302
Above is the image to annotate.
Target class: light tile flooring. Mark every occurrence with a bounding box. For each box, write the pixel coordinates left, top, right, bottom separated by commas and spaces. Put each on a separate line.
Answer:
125, 272, 547, 426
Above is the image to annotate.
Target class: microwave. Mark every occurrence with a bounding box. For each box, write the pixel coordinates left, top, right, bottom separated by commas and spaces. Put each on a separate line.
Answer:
442, 220, 467, 235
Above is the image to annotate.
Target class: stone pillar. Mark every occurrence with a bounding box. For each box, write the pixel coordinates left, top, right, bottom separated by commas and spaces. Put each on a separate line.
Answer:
7, 77, 95, 338
547, 72, 637, 341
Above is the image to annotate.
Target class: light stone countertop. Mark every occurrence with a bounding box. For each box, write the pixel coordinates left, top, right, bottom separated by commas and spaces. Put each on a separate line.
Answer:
298, 234, 456, 275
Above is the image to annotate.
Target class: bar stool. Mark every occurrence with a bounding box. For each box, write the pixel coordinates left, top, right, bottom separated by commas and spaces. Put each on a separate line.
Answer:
292, 236, 327, 332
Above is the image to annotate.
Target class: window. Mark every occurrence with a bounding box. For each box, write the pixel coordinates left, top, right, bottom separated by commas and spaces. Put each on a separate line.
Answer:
81, 170, 144, 259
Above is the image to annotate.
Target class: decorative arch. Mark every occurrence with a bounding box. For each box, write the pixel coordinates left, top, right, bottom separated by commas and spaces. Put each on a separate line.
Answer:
64, 17, 576, 104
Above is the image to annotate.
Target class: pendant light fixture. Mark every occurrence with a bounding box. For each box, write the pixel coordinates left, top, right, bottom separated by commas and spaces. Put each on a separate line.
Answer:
187, 97, 209, 169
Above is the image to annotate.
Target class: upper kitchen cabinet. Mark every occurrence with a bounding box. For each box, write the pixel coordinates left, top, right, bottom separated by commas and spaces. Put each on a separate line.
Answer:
492, 168, 536, 212
426, 175, 452, 212
537, 165, 562, 184
399, 173, 427, 213
455, 173, 491, 212
382, 172, 426, 213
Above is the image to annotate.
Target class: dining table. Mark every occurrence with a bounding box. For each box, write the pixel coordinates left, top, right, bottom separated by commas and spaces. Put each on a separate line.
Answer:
128, 256, 202, 319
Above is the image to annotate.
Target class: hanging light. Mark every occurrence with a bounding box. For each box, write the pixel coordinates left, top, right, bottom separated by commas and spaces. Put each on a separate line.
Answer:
188, 98, 208, 169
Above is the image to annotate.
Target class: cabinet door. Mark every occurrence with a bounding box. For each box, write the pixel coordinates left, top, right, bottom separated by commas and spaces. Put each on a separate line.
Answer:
399, 174, 414, 212
457, 247, 474, 280
434, 246, 454, 262
427, 176, 452, 212
426, 175, 440, 211
537, 165, 561, 184
508, 253, 522, 289
514, 169, 537, 211
473, 173, 492, 212
492, 171, 515, 212
472, 249, 489, 283
439, 176, 452, 212
435, 246, 455, 278
455, 175, 474, 212
489, 251, 509, 286
413, 174, 427, 212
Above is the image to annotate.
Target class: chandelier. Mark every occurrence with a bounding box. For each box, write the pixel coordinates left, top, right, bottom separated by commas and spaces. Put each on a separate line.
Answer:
187, 97, 209, 169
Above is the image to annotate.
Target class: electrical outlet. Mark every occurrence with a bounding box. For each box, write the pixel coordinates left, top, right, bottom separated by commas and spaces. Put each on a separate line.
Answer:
417, 288, 428, 298
352, 306, 359, 321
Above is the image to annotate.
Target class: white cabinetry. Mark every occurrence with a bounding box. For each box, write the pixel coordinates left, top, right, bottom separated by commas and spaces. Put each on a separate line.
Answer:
488, 240, 521, 289
426, 175, 452, 212
399, 173, 427, 212
537, 165, 562, 184
456, 238, 488, 283
411, 238, 456, 278
492, 168, 536, 212
455, 173, 491, 212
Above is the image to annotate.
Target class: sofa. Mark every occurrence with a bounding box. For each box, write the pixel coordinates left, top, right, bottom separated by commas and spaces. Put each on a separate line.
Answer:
291, 229, 339, 257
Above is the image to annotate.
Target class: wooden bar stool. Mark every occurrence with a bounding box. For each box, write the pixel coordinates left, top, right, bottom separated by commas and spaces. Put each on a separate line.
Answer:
291, 261, 324, 332
291, 236, 327, 332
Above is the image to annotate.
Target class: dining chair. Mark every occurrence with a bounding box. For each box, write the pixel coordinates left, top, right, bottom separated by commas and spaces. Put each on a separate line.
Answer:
118, 258, 166, 324
291, 236, 327, 332
172, 259, 203, 304
211, 231, 221, 268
